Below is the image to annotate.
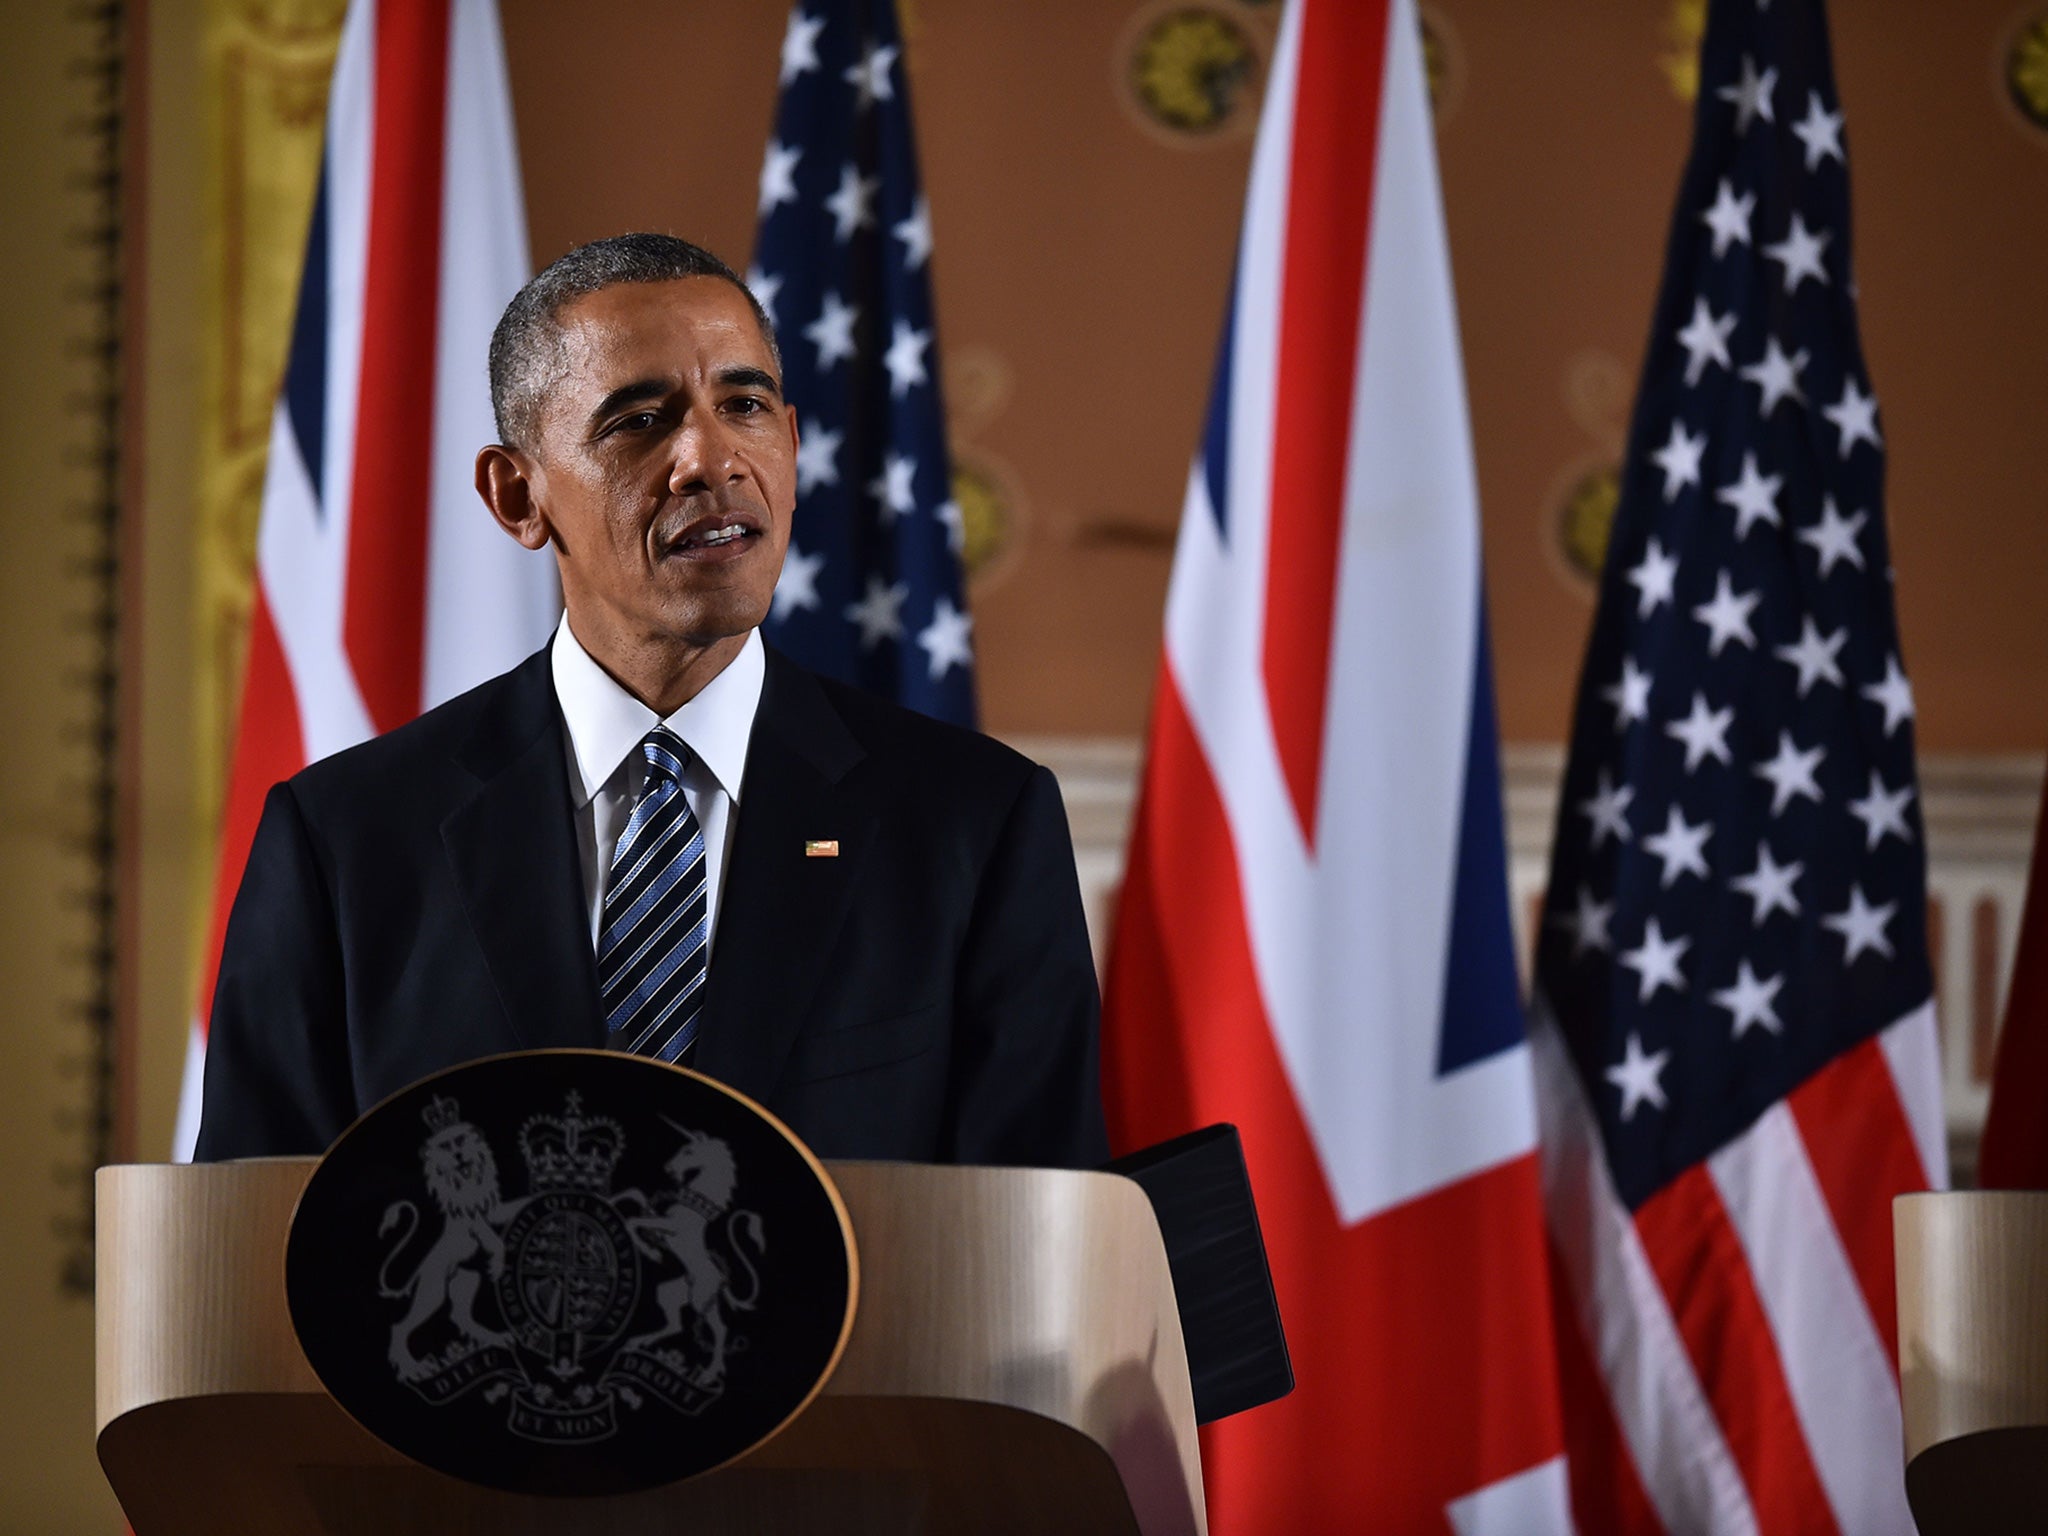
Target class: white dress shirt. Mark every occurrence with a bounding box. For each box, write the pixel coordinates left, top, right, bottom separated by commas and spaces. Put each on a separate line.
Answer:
550, 617, 765, 954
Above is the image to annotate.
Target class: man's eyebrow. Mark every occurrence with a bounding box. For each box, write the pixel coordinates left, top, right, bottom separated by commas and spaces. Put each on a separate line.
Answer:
719, 365, 782, 399
586, 378, 670, 430
585, 367, 783, 431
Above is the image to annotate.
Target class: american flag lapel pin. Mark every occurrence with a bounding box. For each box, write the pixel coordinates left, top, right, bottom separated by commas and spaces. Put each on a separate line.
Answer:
804, 840, 840, 858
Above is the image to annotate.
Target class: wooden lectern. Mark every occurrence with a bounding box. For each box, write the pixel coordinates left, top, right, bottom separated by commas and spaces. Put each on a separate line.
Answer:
1894, 1191, 2048, 1536
98, 1160, 1205, 1535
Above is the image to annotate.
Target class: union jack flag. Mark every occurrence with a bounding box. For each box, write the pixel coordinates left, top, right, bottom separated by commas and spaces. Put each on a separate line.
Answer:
751, 0, 975, 726
1532, 2, 1946, 1530
174, 0, 558, 1156
1103, 1, 1571, 1528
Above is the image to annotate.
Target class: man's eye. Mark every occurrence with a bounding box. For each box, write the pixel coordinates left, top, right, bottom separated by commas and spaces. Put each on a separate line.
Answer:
726, 397, 765, 416
616, 411, 659, 431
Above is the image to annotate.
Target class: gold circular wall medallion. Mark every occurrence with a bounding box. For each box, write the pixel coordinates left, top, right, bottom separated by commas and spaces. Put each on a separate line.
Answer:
1125, 7, 1262, 138
1555, 462, 1622, 588
2005, 12, 2048, 131
951, 455, 1022, 586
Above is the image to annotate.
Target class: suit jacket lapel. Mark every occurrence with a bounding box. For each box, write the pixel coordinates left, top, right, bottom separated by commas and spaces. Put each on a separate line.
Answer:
441, 651, 605, 1052
695, 649, 871, 1103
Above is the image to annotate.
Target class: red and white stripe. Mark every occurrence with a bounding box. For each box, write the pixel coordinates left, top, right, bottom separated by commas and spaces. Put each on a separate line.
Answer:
1538, 997, 1946, 1533
174, 0, 557, 1157
1104, 1, 1571, 1527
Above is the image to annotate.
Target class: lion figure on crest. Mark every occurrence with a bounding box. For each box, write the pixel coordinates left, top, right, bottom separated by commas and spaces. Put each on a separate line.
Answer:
623, 1125, 763, 1384
377, 1108, 515, 1380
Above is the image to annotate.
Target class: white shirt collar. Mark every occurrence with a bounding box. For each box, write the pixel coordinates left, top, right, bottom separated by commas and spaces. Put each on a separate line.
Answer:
549, 617, 764, 807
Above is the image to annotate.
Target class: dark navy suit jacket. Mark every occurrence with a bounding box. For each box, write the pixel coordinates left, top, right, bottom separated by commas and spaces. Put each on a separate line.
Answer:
194, 644, 1108, 1168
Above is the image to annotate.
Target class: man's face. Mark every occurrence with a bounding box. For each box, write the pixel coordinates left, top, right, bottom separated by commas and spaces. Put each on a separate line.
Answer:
523, 277, 797, 659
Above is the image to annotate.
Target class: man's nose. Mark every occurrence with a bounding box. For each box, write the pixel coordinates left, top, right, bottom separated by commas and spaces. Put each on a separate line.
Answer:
668, 413, 740, 494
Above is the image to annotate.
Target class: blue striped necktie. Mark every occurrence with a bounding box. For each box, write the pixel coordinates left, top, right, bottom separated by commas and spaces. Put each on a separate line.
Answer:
598, 727, 709, 1063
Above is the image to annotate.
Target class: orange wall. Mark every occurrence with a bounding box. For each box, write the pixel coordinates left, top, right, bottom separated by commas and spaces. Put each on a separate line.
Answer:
501, 0, 2048, 750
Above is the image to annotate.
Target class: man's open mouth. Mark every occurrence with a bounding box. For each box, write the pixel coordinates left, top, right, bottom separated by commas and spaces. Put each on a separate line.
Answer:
665, 516, 761, 554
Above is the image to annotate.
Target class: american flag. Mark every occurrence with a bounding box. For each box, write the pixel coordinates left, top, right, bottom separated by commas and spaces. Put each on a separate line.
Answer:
1104, 1, 1571, 1528
173, 0, 558, 1157
1532, 1, 1947, 1530
750, 0, 975, 727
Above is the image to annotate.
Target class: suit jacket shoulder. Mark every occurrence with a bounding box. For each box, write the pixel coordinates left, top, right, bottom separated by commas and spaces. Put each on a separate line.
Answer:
287, 648, 559, 829
791, 655, 1041, 807
708, 647, 1106, 1167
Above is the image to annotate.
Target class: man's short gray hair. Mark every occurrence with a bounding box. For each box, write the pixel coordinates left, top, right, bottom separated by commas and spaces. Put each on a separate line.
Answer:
487, 233, 781, 450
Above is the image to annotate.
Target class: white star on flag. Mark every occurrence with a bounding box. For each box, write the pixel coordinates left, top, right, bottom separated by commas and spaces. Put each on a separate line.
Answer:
1666, 691, 1736, 772
1822, 884, 1897, 964
1675, 297, 1736, 385
1580, 769, 1635, 847
1700, 176, 1756, 257
1846, 769, 1915, 850
1730, 841, 1803, 925
1603, 655, 1654, 730
745, 266, 782, 328
1715, 451, 1783, 539
1861, 655, 1915, 737
773, 544, 825, 619
1798, 497, 1867, 577
780, 9, 825, 83
758, 140, 802, 215
803, 291, 860, 371
1712, 961, 1785, 1037
1762, 212, 1831, 294
1652, 420, 1707, 500
1627, 536, 1680, 617
1620, 918, 1692, 1001
882, 319, 930, 397
1822, 376, 1882, 458
917, 596, 973, 679
867, 451, 917, 522
843, 40, 898, 109
1607, 1033, 1672, 1121
936, 497, 965, 554
825, 164, 878, 241
892, 196, 934, 269
1791, 91, 1846, 171
795, 425, 843, 494
1774, 616, 1848, 697
844, 575, 909, 649
1717, 54, 1778, 133
1692, 570, 1761, 655
1557, 885, 1616, 958
1643, 804, 1713, 888
1740, 336, 1809, 417
1752, 730, 1826, 815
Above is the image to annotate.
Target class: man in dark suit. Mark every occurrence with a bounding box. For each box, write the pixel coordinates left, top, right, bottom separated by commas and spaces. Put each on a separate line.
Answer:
195, 235, 1107, 1168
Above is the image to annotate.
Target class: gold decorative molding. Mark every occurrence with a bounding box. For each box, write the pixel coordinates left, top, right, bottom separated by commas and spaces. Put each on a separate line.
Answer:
191, 0, 344, 948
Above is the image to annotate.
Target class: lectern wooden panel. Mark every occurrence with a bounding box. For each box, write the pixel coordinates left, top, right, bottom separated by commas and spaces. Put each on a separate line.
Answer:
1894, 1191, 2048, 1536
98, 1160, 1205, 1535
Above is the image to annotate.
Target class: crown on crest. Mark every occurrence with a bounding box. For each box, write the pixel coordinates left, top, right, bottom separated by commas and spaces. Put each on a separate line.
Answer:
422, 1095, 463, 1134
519, 1091, 624, 1194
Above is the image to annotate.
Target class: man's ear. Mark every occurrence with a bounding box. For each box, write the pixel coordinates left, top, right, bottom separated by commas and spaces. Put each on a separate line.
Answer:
475, 444, 551, 551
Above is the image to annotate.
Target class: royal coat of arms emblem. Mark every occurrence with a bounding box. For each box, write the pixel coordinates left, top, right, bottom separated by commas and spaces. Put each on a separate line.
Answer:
288, 1051, 854, 1496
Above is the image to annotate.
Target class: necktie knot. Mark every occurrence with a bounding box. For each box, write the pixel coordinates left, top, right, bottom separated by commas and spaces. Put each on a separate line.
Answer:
640, 727, 688, 789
